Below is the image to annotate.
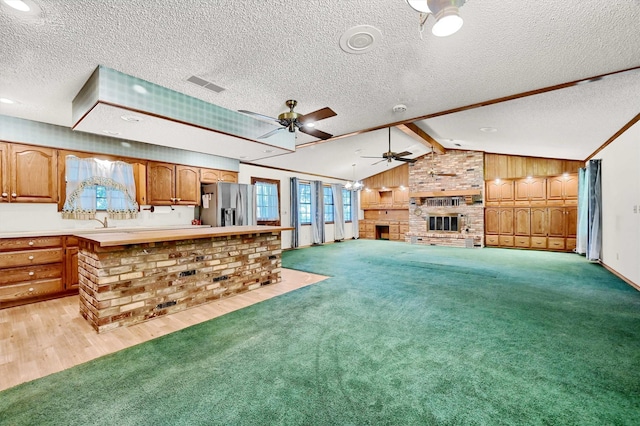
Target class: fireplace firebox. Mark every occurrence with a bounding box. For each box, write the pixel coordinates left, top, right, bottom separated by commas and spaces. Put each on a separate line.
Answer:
427, 214, 461, 232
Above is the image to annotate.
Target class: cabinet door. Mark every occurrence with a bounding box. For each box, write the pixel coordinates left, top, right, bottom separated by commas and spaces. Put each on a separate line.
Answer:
485, 208, 500, 235
514, 208, 530, 236
65, 246, 79, 290
10, 144, 58, 203
392, 188, 409, 208
564, 174, 579, 200
175, 165, 200, 205
218, 171, 238, 183
530, 208, 547, 236
200, 168, 220, 184
547, 207, 566, 237
547, 176, 565, 200
0, 142, 7, 202
499, 208, 514, 235
147, 162, 175, 205
566, 207, 578, 238
361, 190, 377, 209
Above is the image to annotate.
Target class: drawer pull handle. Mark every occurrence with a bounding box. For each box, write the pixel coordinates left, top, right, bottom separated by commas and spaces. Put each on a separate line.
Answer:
28, 287, 34, 292
28, 255, 34, 260
28, 241, 35, 246
29, 271, 35, 276
11, 193, 17, 198
1, 192, 7, 198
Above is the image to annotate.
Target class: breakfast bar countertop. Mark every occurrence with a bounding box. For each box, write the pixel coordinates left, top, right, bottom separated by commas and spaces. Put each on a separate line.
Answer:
74, 225, 293, 247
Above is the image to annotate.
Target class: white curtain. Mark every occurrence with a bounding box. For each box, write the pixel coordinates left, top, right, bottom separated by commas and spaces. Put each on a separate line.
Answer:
290, 178, 301, 248
352, 190, 360, 239
63, 156, 138, 220
587, 159, 602, 261
576, 168, 588, 255
311, 180, 325, 245
331, 184, 345, 241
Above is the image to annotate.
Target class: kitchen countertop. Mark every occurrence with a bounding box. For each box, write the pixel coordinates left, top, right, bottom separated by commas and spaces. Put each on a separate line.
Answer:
75, 225, 293, 247
0, 225, 213, 239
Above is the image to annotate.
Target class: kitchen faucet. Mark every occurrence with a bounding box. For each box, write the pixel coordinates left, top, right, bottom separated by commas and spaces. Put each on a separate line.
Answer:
92, 217, 108, 228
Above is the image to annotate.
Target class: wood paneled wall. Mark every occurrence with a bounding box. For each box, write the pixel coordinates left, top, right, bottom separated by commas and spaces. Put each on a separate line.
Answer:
485, 154, 584, 180
362, 163, 408, 189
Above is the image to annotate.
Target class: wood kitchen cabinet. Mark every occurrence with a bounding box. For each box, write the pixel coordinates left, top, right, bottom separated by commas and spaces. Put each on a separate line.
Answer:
0, 143, 58, 203
485, 179, 514, 205
547, 174, 578, 204
147, 162, 200, 205
200, 168, 238, 184
64, 236, 79, 290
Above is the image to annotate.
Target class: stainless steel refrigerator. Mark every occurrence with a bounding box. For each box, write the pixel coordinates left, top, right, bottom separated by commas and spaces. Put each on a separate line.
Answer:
200, 182, 257, 227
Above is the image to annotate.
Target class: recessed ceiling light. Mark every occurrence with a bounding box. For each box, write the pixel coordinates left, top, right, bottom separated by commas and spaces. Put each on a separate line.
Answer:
480, 127, 497, 133
0, 97, 16, 104
339, 25, 382, 55
2, 0, 41, 15
132, 84, 148, 94
121, 115, 143, 122
102, 130, 121, 136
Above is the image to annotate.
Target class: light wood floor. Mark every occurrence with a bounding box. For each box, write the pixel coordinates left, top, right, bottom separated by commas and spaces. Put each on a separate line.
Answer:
0, 268, 327, 392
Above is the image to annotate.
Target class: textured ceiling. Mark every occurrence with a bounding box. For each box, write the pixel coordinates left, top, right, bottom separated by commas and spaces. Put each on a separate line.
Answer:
0, 0, 639, 181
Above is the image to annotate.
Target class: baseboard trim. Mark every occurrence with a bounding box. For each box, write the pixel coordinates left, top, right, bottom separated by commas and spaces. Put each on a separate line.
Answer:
600, 262, 639, 292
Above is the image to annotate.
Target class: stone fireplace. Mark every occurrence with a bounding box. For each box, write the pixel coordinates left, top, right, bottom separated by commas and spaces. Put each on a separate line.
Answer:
407, 150, 484, 248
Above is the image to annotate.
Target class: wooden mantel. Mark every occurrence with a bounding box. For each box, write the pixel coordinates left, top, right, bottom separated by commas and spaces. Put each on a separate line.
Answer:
409, 189, 481, 198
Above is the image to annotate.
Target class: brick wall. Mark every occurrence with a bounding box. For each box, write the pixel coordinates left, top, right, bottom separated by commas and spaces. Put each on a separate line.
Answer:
408, 150, 484, 247
78, 232, 282, 333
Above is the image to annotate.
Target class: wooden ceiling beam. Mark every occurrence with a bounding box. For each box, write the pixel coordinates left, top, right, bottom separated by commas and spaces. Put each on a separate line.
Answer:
395, 123, 446, 154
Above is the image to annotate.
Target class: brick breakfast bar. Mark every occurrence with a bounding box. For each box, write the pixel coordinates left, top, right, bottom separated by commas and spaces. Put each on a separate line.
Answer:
75, 226, 291, 333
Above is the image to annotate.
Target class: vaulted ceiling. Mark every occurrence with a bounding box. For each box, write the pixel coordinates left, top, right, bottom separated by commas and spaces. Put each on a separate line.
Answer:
1, 0, 639, 181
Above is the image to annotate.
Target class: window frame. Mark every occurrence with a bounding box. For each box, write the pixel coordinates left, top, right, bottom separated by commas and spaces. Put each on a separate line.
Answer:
323, 185, 334, 224
251, 177, 281, 226
298, 182, 311, 225
342, 188, 353, 223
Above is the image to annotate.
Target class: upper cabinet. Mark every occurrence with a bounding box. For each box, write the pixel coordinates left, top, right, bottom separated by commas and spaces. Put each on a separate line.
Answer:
485, 179, 514, 205
547, 175, 578, 204
147, 162, 200, 205
1, 143, 58, 203
200, 168, 238, 184
514, 177, 546, 203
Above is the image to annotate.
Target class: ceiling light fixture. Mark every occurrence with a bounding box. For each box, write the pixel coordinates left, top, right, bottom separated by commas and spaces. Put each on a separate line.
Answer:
3, 0, 29, 12
406, 0, 466, 38
344, 163, 363, 191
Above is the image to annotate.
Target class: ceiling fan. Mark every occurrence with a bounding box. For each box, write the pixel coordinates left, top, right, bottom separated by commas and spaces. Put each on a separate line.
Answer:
428, 146, 457, 177
361, 127, 417, 165
239, 99, 336, 140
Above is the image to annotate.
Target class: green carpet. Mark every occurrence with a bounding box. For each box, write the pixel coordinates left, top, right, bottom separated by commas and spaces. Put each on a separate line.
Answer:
1, 240, 639, 425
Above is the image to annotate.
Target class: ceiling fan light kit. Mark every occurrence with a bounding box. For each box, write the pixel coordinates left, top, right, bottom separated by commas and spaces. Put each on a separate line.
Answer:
407, 0, 466, 37
239, 99, 336, 140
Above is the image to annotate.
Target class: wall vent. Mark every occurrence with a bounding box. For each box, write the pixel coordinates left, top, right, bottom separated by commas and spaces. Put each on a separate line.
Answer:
186, 75, 226, 93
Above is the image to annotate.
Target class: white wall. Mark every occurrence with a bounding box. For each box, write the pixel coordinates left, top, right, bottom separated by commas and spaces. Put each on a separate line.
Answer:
593, 120, 640, 287
239, 163, 354, 249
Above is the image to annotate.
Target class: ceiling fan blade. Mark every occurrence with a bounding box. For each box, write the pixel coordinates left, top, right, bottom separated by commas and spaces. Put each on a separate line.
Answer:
394, 151, 413, 157
371, 159, 387, 165
258, 127, 285, 139
238, 110, 279, 122
299, 126, 333, 140
395, 157, 417, 163
360, 156, 383, 159
298, 107, 337, 124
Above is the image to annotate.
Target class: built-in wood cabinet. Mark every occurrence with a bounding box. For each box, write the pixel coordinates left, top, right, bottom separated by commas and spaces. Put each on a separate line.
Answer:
547, 175, 579, 204
147, 162, 200, 205
200, 168, 238, 184
486, 179, 514, 205
64, 236, 79, 290
1, 143, 58, 203
514, 177, 546, 203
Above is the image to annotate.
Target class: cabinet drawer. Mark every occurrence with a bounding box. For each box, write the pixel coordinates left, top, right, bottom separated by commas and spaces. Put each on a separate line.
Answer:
66, 236, 79, 246
514, 236, 530, 248
1, 263, 62, 285
530, 237, 547, 249
0, 236, 63, 252
485, 235, 500, 246
0, 248, 63, 268
499, 236, 514, 247
0, 278, 63, 303
389, 225, 399, 233
548, 238, 566, 250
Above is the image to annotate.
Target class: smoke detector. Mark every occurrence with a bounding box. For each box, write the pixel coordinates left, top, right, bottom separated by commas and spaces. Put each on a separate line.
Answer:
393, 104, 407, 113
